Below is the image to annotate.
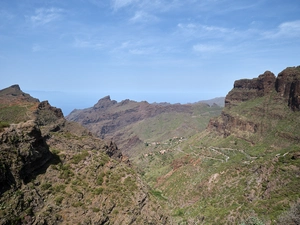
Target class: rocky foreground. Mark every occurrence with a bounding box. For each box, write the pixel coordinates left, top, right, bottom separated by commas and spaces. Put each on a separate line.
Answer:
0, 85, 168, 225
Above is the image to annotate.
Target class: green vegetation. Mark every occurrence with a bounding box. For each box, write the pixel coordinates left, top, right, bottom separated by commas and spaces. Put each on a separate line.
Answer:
41, 182, 52, 191
71, 150, 89, 164
131, 93, 300, 224
240, 217, 265, 225
96, 172, 105, 185
0, 104, 32, 123
55, 196, 64, 205
0, 121, 10, 132
150, 189, 167, 201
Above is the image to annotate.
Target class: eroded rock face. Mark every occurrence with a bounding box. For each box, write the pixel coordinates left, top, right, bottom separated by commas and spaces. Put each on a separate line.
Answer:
0, 85, 169, 225
0, 84, 39, 103
209, 66, 300, 138
35, 101, 64, 126
225, 71, 276, 108
225, 67, 300, 110
66, 96, 198, 140
93, 95, 118, 109
207, 112, 258, 138
0, 121, 52, 193
275, 67, 300, 110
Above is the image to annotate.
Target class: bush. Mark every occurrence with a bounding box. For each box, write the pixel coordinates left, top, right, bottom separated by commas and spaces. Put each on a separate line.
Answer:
41, 183, 52, 191
277, 202, 300, 225
55, 196, 64, 205
97, 172, 105, 185
94, 187, 104, 195
240, 217, 264, 225
0, 121, 9, 129
71, 151, 89, 164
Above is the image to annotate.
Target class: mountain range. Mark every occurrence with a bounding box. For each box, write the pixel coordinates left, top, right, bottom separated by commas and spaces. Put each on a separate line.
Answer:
0, 66, 300, 224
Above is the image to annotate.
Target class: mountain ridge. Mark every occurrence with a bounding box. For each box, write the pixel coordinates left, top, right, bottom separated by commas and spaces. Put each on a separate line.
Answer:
66, 96, 223, 156
0, 85, 169, 224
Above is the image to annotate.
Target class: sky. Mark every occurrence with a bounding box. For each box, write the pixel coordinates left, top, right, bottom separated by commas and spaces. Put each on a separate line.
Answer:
1, 0, 300, 115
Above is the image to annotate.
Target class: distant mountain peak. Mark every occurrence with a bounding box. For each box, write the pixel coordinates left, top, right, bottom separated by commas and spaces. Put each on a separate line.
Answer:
93, 95, 117, 109
0, 84, 39, 103
10, 84, 21, 90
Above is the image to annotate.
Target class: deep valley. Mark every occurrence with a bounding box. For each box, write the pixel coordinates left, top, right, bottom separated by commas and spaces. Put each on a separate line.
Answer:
1, 66, 300, 224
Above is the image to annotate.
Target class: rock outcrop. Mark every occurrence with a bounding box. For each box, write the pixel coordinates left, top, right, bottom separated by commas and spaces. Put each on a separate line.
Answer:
208, 66, 300, 139
0, 84, 39, 104
0, 120, 52, 193
66, 96, 222, 155
0, 85, 169, 225
225, 71, 276, 108
275, 67, 300, 110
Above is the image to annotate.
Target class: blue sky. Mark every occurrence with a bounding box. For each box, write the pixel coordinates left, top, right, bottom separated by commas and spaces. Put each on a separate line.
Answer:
1, 0, 300, 115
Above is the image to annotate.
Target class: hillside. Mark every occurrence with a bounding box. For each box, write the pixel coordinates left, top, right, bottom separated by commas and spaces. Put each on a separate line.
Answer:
131, 66, 300, 224
0, 85, 168, 224
1, 66, 300, 224
66, 97, 223, 156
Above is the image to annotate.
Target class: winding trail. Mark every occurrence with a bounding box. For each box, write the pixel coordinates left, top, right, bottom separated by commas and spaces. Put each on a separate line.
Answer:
189, 145, 258, 163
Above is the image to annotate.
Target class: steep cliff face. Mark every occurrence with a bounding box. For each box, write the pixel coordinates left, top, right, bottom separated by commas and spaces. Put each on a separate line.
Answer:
225, 71, 276, 108
208, 66, 300, 141
0, 120, 53, 194
0, 86, 169, 225
275, 67, 300, 110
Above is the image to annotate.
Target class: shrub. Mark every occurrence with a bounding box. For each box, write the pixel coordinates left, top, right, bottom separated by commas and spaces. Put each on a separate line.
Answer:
92, 208, 100, 212
97, 172, 105, 185
71, 151, 89, 164
41, 183, 52, 191
277, 202, 300, 225
0, 121, 9, 131
94, 187, 104, 195
240, 217, 265, 225
55, 196, 64, 205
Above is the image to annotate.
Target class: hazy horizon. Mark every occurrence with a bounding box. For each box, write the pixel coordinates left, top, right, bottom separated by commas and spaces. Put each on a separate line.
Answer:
1, 0, 300, 115
24, 89, 225, 115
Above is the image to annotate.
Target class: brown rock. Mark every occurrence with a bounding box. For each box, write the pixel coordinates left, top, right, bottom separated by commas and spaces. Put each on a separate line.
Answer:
209, 66, 300, 140
276, 66, 300, 110
225, 71, 276, 108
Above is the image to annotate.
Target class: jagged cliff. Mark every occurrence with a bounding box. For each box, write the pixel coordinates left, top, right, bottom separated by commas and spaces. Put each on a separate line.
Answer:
67, 96, 202, 139
66, 96, 223, 156
208, 66, 300, 142
0, 85, 168, 225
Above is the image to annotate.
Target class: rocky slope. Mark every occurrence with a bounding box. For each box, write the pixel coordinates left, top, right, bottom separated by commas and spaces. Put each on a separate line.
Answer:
66, 96, 223, 155
0, 85, 168, 225
127, 66, 300, 224
208, 66, 300, 142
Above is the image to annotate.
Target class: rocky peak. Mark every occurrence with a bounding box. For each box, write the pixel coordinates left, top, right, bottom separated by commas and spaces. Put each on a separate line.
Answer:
35, 101, 64, 126
93, 95, 117, 110
225, 71, 276, 107
209, 66, 300, 138
0, 84, 39, 103
37, 101, 64, 118
275, 66, 300, 110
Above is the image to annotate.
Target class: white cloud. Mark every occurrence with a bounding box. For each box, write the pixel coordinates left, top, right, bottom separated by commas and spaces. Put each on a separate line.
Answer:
129, 11, 158, 23
193, 44, 222, 53
262, 20, 300, 39
176, 23, 238, 43
110, 40, 158, 56
275, 20, 300, 38
111, 0, 139, 10
129, 47, 157, 55
73, 38, 103, 49
30, 8, 64, 26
